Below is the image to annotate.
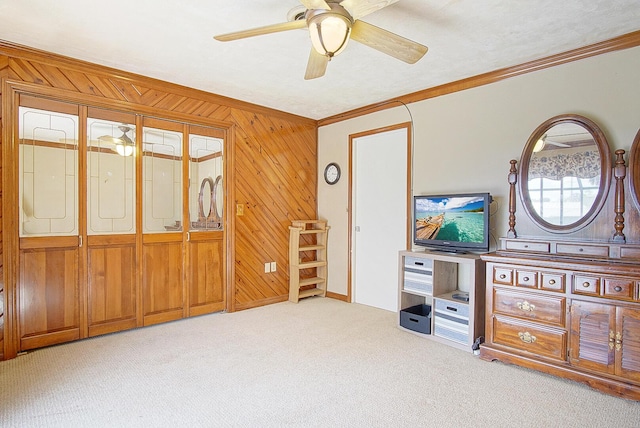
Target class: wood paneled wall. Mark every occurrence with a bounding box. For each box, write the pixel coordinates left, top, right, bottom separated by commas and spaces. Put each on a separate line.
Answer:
0, 54, 7, 359
0, 41, 318, 327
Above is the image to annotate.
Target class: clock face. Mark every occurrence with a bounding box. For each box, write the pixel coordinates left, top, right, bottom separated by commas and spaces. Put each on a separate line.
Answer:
324, 162, 341, 185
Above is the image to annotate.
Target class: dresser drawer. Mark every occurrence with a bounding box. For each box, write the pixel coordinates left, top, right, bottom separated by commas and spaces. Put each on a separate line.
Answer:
492, 266, 514, 285
572, 275, 600, 296
620, 245, 640, 261
602, 277, 636, 301
516, 269, 538, 288
540, 272, 566, 292
504, 239, 550, 253
491, 315, 567, 361
492, 289, 566, 327
556, 243, 609, 258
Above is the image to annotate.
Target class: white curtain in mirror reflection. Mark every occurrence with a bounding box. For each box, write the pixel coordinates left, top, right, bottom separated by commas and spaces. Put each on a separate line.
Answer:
528, 149, 600, 180
87, 119, 136, 235
19, 108, 78, 236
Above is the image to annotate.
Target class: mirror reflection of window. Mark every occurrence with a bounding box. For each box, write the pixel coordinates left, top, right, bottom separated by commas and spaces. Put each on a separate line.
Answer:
189, 131, 223, 230
19, 106, 78, 237
87, 118, 136, 235
527, 122, 600, 226
528, 176, 600, 225
142, 126, 183, 233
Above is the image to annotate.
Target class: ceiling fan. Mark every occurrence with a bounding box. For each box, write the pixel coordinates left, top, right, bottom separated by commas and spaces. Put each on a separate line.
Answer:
214, 0, 428, 80
99, 125, 135, 156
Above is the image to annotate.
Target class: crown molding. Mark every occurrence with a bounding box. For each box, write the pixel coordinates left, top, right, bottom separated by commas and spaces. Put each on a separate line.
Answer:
318, 30, 640, 127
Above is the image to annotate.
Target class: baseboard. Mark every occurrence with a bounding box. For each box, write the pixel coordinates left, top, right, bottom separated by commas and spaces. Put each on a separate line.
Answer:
326, 291, 349, 302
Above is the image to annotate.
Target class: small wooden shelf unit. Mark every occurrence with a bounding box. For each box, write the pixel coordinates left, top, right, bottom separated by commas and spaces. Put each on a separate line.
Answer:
289, 220, 329, 303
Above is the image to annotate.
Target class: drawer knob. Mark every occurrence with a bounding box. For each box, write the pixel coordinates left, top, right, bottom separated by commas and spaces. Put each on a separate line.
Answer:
522, 276, 530, 282
548, 279, 556, 285
516, 301, 536, 312
499, 274, 506, 280
582, 282, 591, 288
614, 286, 623, 292
518, 331, 537, 344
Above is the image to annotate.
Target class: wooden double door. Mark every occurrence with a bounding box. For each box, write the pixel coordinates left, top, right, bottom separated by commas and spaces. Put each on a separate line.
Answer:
13, 96, 226, 352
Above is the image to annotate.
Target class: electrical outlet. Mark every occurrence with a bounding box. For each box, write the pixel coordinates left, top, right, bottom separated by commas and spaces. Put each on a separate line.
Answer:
270, 261, 277, 272
236, 204, 244, 216
264, 262, 270, 273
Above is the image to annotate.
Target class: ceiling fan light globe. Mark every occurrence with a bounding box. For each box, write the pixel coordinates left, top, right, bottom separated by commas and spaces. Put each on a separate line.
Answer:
116, 143, 134, 157
309, 14, 351, 57
533, 134, 547, 153
533, 138, 545, 153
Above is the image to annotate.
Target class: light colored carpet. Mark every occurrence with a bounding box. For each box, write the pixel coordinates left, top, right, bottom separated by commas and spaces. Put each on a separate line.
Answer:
1, 297, 638, 427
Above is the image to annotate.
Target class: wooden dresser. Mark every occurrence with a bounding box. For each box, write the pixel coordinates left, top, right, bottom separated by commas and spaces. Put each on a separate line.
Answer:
480, 115, 640, 400
481, 244, 640, 400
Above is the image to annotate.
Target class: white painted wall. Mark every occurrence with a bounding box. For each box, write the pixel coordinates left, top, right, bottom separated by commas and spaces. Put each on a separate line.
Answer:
318, 45, 640, 298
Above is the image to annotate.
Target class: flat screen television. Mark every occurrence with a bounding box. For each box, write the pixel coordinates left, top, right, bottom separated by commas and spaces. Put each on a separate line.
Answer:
413, 192, 492, 253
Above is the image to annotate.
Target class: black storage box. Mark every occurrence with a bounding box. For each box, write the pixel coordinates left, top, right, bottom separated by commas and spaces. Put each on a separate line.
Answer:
400, 304, 432, 334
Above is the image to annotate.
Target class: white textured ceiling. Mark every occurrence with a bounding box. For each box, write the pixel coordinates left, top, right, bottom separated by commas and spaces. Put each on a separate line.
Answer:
1, 1, 639, 120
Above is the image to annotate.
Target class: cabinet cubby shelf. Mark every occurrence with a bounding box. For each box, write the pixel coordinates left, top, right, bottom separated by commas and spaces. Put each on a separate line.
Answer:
398, 249, 486, 352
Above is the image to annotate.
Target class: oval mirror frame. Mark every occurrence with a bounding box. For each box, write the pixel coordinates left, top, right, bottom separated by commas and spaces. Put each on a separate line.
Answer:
210, 175, 223, 222
519, 114, 612, 234
630, 128, 640, 211
198, 177, 215, 222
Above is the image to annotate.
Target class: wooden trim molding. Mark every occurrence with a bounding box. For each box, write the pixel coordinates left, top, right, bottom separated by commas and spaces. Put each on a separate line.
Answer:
318, 30, 640, 126
0, 40, 317, 126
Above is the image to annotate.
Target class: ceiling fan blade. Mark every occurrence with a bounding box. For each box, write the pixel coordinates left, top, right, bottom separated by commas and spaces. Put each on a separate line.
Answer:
546, 141, 571, 148
339, 0, 399, 20
299, 0, 331, 10
305, 49, 329, 80
350, 20, 427, 64
214, 20, 306, 42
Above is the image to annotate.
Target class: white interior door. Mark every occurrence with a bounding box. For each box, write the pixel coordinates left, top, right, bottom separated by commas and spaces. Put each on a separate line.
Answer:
352, 127, 408, 312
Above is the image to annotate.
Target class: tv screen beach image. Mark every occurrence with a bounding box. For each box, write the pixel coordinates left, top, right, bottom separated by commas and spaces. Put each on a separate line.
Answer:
415, 196, 485, 243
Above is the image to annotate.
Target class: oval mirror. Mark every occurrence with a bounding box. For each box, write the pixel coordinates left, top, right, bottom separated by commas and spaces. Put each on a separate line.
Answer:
630, 129, 640, 211
211, 175, 223, 222
198, 177, 215, 222
519, 114, 611, 233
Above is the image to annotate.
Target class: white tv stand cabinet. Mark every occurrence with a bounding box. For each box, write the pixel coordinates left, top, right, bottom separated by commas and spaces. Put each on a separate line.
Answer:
398, 249, 486, 352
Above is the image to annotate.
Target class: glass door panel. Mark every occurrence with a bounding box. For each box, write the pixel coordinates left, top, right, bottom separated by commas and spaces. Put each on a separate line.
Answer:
85, 108, 138, 336
87, 114, 136, 235
141, 118, 184, 325
142, 123, 183, 233
189, 127, 223, 230
17, 96, 81, 350
187, 125, 225, 315
19, 106, 78, 237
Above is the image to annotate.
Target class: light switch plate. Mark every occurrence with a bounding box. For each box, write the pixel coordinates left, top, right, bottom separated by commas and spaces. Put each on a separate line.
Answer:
270, 261, 277, 272
264, 262, 270, 273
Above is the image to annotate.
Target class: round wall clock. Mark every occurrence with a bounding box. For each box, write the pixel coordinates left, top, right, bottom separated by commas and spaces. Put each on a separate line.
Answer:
324, 162, 341, 185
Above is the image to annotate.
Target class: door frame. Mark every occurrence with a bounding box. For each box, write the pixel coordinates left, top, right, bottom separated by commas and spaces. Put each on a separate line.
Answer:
347, 122, 413, 303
